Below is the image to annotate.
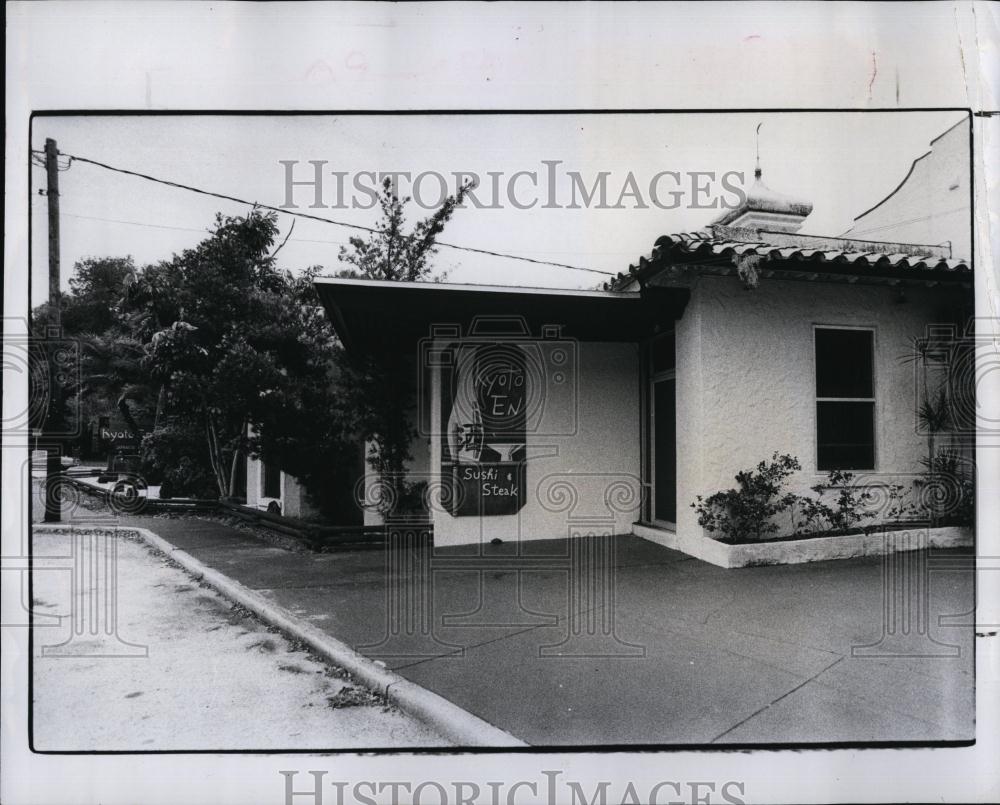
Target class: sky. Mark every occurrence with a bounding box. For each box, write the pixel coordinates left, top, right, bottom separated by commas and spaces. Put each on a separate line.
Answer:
29, 111, 968, 306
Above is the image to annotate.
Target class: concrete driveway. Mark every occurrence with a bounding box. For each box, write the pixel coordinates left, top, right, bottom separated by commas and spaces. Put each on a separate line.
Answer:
101, 515, 974, 748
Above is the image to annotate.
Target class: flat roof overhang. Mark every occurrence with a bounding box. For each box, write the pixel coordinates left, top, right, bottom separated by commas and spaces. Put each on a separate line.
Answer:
314, 277, 689, 355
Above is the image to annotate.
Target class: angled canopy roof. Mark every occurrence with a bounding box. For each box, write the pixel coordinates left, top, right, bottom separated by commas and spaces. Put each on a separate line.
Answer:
314, 277, 689, 355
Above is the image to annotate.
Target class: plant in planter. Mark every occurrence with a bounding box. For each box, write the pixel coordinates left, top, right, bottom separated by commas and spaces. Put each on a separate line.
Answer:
692, 453, 801, 544
915, 388, 953, 527
880, 483, 920, 527
916, 450, 975, 526
793, 469, 876, 536
825, 470, 875, 531
793, 494, 835, 536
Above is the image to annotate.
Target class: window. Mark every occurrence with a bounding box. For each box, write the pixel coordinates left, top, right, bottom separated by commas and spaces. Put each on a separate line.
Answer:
815, 327, 875, 470
262, 461, 281, 499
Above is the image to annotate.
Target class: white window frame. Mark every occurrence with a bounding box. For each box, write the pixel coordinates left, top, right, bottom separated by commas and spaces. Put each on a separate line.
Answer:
813, 324, 877, 473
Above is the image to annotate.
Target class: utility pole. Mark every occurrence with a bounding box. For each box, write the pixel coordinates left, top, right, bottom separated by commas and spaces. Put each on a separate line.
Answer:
43, 137, 62, 522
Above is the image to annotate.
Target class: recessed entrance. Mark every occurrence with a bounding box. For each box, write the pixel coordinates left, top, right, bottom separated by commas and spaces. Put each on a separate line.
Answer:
648, 332, 676, 526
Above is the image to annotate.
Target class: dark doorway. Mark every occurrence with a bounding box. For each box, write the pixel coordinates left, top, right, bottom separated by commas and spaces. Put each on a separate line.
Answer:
652, 377, 677, 523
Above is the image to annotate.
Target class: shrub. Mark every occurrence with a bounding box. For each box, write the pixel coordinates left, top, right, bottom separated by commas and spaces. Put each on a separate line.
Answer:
141, 423, 219, 499
917, 450, 975, 526
793, 494, 835, 536
397, 480, 429, 517
880, 483, 919, 526
692, 453, 801, 543
793, 469, 875, 535
694, 452, 973, 544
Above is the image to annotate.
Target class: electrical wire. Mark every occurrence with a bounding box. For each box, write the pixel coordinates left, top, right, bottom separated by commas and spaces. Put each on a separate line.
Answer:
48, 150, 617, 277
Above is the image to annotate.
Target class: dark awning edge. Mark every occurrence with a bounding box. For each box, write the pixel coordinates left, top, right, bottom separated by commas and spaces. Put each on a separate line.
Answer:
314, 277, 689, 357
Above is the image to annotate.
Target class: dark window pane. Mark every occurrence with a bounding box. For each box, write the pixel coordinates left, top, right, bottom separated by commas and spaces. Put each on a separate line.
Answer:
263, 462, 281, 498
651, 331, 675, 374
817, 401, 875, 470
816, 329, 873, 398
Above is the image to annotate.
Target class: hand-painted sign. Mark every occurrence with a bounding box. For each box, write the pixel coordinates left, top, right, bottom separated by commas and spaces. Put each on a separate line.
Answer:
100, 428, 137, 442
442, 343, 527, 516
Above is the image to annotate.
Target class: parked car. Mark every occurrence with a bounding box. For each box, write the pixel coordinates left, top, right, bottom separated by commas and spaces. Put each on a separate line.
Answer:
97, 446, 145, 485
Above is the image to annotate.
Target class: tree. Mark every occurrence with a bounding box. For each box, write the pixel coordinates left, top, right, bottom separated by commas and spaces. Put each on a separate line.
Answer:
334, 178, 471, 511
118, 209, 348, 499
62, 257, 135, 336
79, 330, 153, 441
336, 177, 470, 282
30, 257, 137, 453
248, 268, 359, 518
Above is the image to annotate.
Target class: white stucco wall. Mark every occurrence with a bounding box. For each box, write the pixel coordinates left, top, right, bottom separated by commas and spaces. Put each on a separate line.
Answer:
672, 274, 970, 543
843, 119, 970, 260
429, 341, 642, 547
279, 472, 317, 519
245, 453, 317, 519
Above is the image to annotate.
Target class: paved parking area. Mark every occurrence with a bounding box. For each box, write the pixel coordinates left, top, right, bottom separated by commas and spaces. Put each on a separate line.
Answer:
96, 514, 974, 747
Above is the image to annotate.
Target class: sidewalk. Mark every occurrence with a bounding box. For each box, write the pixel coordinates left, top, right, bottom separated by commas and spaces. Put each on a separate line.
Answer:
31, 527, 446, 751
104, 512, 974, 747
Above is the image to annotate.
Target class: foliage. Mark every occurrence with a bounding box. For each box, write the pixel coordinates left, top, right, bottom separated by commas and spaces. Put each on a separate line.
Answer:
31, 258, 139, 439
793, 470, 875, 535
334, 177, 471, 513
336, 351, 420, 511
42, 179, 470, 520
141, 423, 218, 499
28, 301, 80, 438
336, 177, 471, 282
78, 330, 156, 441
917, 386, 952, 434
694, 452, 976, 544
24, 210, 348, 506
247, 269, 361, 520
115, 209, 351, 499
880, 483, 919, 525
691, 453, 801, 544
62, 257, 136, 336
917, 450, 975, 526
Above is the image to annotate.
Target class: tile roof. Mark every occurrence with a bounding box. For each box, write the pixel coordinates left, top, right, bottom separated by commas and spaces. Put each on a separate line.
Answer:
607, 224, 971, 290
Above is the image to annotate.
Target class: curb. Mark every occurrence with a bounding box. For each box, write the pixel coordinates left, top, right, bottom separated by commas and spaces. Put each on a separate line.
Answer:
33, 523, 527, 748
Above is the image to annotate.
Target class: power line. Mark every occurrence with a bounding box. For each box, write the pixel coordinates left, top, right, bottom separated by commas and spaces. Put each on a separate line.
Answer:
58, 209, 352, 247
59, 210, 212, 234
50, 150, 617, 277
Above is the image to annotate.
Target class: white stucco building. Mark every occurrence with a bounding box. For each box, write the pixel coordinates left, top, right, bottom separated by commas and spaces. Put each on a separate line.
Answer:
314, 124, 973, 561
244, 452, 317, 518
843, 118, 970, 261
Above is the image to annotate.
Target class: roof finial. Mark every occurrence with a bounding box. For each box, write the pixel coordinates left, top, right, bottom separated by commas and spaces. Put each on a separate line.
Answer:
754, 122, 762, 180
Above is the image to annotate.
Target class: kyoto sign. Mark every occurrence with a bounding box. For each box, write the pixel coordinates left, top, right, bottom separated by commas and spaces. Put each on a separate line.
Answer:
441, 342, 527, 516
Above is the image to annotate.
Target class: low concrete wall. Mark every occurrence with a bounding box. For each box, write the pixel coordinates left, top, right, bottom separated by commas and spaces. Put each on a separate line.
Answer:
632, 522, 732, 566
633, 522, 973, 568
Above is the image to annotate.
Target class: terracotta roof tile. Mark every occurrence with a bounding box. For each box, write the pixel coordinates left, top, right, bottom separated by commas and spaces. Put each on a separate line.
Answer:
607, 227, 971, 290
